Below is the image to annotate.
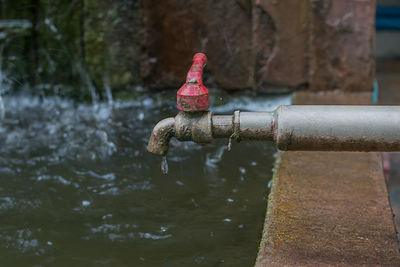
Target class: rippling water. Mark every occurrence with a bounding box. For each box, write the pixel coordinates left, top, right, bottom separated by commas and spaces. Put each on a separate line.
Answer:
0, 91, 290, 266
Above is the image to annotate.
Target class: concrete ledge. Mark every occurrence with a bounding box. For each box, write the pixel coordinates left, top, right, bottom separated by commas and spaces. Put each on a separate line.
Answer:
256, 92, 400, 266
256, 152, 400, 266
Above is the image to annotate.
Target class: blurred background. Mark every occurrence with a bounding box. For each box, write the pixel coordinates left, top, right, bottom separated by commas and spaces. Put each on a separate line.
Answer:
0, 0, 399, 266
0, 0, 381, 98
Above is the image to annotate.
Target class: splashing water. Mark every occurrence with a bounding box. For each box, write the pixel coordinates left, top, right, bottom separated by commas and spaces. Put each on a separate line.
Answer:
0, 91, 288, 266
0, 44, 6, 119
206, 145, 228, 168
104, 74, 114, 106
0, 95, 4, 119
161, 155, 169, 175
75, 61, 99, 108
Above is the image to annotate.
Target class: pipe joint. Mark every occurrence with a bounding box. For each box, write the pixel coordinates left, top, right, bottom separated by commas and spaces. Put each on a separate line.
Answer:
175, 111, 213, 143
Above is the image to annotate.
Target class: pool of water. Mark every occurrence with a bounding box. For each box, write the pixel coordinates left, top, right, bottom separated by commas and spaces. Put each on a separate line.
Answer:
0, 91, 290, 266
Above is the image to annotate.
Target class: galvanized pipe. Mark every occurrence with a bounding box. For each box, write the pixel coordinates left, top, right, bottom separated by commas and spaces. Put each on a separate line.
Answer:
275, 105, 400, 151
211, 115, 233, 138
147, 106, 400, 155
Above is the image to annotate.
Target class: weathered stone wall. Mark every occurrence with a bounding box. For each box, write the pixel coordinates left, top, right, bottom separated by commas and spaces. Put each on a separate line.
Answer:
253, 0, 375, 92
1, 0, 375, 97
143, 0, 375, 92
253, 0, 309, 90
308, 0, 375, 92
141, 0, 254, 90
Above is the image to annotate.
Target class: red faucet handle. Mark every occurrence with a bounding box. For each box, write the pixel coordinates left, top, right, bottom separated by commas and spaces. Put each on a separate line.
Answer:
186, 53, 207, 84
177, 53, 209, 112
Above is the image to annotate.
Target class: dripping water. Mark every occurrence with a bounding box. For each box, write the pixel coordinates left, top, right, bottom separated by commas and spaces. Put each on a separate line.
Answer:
0, 44, 5, 119
104, 74, 113, 106
76, 61, 98, 109
161, 155, 168, 175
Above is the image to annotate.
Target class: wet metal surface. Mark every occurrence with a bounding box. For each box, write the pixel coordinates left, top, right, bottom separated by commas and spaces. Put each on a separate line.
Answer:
150, 105, 400, 155
276, 105, 400, 151
0, 92, 288, 266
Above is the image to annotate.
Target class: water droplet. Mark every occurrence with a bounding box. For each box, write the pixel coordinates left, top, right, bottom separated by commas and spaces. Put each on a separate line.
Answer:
161, 156, 168, 175
82, 200, 91, 207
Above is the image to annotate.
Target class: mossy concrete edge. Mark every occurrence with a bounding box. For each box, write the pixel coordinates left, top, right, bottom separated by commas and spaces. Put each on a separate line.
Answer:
255, 151, 283, 265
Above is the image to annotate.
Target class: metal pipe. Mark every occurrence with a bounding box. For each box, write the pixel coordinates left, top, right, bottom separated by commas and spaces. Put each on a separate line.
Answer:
239, 112, 274, 141
212, 115, 233, 138
147, 105, 400, 156
275, 105, 400, 151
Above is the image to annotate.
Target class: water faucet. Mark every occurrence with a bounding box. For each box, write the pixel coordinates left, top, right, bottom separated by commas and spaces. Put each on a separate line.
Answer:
148, 53, 400, 156
147, 52, 213, 156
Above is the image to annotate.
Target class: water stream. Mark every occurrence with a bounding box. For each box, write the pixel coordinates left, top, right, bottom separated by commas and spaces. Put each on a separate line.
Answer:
0, 90, 290, 266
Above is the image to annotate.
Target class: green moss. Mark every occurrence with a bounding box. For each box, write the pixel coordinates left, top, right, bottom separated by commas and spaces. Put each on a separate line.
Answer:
2, 0, 142, 99
84, 0, 141, 94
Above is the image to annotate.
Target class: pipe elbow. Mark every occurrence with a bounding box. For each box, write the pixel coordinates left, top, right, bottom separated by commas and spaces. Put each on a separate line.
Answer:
147, 117, 175, 156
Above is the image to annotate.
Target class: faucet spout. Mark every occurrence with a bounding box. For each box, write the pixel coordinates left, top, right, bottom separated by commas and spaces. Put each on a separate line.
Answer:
147, 110, 275, 156
147, 118, 175, 156
147, 111, 216, 156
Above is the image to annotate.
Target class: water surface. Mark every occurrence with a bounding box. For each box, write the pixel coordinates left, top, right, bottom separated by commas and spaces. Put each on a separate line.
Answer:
0, 91, 290, 266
